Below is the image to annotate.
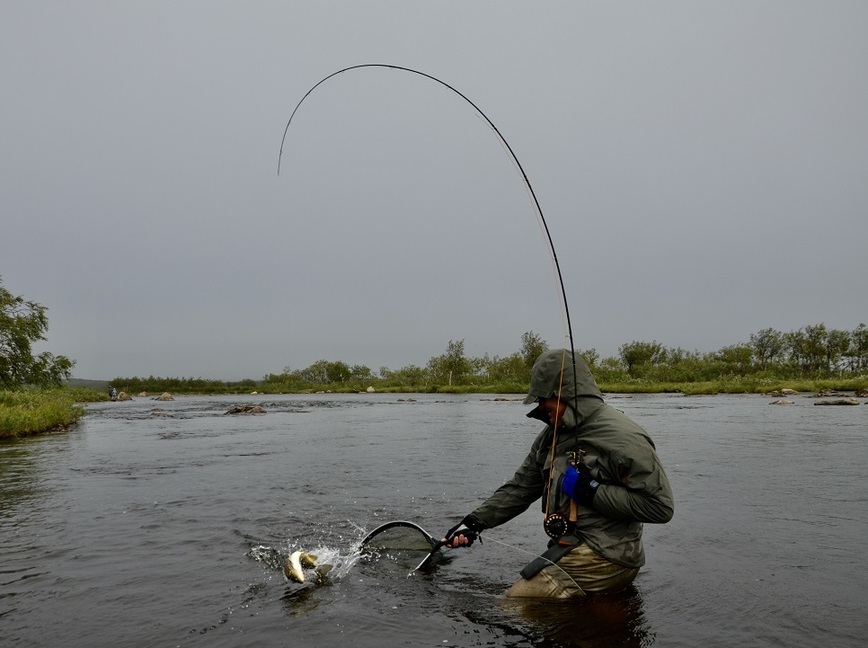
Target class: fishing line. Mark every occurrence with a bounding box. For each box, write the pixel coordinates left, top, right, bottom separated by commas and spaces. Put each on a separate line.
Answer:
277, 64, 579, 381
278, 63, 583, 553
483, 535, 586, 595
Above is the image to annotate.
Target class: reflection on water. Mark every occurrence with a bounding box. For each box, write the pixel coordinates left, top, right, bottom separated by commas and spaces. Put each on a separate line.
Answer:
0, 393, 866, 647
0, 443, 38, 511
503, 586, 652, 648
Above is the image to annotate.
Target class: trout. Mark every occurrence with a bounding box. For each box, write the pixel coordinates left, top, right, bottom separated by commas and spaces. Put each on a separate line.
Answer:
283, 550, 318, 583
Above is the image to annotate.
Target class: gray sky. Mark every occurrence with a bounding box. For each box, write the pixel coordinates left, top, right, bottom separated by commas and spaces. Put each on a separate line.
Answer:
2, 2, 866, 381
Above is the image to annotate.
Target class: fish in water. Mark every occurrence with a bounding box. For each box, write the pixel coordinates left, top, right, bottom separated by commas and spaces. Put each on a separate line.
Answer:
283, 550, 318, 583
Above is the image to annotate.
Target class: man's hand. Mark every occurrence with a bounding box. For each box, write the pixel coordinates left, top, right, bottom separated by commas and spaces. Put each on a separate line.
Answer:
441, 514, 486, 548
562, 462, 600, 506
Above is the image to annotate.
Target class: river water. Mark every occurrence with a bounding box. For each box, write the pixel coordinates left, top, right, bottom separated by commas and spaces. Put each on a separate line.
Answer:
1, 392, 866, 647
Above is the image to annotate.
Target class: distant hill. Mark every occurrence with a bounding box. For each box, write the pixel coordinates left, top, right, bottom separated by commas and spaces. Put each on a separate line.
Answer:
65, 378, 112, 392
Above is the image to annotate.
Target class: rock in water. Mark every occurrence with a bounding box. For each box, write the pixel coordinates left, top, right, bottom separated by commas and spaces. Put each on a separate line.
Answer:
814, 398, 860, 406
225, 405, 266, 415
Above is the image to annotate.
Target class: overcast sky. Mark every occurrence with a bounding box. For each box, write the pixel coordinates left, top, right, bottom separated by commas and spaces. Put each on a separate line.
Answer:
2, 2, 866, 381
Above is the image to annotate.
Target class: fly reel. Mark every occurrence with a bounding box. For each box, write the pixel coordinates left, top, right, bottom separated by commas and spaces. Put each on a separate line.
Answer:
543, 512, 572, 539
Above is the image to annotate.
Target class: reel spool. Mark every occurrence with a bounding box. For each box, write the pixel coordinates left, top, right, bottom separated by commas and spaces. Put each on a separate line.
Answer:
543, 512, 570, 539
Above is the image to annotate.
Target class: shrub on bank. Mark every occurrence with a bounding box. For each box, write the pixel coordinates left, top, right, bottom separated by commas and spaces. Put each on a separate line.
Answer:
0, 388, 105, 439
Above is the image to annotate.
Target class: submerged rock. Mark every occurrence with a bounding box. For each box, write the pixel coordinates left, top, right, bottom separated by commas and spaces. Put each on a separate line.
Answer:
769, 399, 795, 405
814, 398, 860, 406
225, 405, 266, 415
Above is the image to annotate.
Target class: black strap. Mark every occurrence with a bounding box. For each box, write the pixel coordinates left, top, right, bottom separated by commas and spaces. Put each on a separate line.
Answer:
519, 542, 577, 580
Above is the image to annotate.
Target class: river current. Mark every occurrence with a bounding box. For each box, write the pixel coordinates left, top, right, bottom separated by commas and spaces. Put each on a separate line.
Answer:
1, 392, 866, 647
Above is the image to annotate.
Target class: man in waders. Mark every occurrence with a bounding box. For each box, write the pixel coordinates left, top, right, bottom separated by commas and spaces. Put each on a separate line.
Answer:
442, 349, 674, 598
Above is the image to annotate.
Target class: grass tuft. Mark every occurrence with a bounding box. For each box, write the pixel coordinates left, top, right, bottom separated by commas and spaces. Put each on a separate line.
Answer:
0, 387, 104, 439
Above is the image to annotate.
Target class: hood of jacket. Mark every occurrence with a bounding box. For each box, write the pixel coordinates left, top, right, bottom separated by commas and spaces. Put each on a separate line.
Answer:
524, 349, 604, 426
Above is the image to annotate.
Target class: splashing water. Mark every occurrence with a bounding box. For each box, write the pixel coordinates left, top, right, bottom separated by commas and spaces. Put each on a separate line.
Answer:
247, 537, 364, 583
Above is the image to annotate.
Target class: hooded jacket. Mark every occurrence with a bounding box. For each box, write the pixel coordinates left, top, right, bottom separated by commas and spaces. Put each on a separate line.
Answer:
471, 349, 674, 568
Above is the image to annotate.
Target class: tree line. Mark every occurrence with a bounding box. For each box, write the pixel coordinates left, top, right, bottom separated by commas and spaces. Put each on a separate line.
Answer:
114, 323, 868, 394
2, 276, 865, 393
257, 332, 549, 392
607, 323, 867, 383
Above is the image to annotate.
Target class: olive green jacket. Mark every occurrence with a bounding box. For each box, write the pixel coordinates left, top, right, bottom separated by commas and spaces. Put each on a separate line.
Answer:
472, 350, 674, 568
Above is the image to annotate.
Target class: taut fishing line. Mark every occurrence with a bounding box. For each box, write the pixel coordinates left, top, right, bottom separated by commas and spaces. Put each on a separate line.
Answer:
278, 63, 582, 577
277, 64, 577, 371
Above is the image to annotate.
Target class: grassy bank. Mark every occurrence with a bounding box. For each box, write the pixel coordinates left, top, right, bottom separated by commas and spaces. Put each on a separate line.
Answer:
5, 376, 864, 440
243, 377, 867, 396
276, 377, 867, 396
597, 376, 868, 395
0, 388, 107, 439
113, 375, 868, 398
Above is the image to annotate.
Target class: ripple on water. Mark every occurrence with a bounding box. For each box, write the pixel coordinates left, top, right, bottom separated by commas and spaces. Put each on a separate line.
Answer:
2, 393, 866, 647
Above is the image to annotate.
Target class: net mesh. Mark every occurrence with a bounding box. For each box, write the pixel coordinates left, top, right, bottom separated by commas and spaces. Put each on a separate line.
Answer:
362, 524, 437, 552
359, 522, 442, 574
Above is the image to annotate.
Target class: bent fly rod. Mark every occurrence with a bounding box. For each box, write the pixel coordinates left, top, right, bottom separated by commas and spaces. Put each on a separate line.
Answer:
277, 63, 579, 398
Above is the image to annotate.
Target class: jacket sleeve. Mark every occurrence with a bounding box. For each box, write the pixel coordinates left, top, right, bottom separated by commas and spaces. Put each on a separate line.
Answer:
470, 428, 549, 529
592, 445, 674, 524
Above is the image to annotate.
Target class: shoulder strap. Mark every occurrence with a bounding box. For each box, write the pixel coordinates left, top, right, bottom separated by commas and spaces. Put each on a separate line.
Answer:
519, 542, 578, 580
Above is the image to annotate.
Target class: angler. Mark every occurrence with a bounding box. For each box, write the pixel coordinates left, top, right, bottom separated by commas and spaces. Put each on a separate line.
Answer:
443, 349, 674, 598
279, 66, 673, 596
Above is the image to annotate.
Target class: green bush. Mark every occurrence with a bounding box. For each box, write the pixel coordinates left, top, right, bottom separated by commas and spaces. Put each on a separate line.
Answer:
0, 388, 90, 439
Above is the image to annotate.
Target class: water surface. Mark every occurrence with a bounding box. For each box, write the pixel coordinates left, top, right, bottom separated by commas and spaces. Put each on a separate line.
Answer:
1, 393, 866, 646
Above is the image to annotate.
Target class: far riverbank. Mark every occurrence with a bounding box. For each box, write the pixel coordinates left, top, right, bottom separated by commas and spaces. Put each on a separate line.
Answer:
4, 377, 866, 439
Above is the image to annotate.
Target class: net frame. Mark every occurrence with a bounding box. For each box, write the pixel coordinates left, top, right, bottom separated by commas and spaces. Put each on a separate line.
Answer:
359, 520, 443, 574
